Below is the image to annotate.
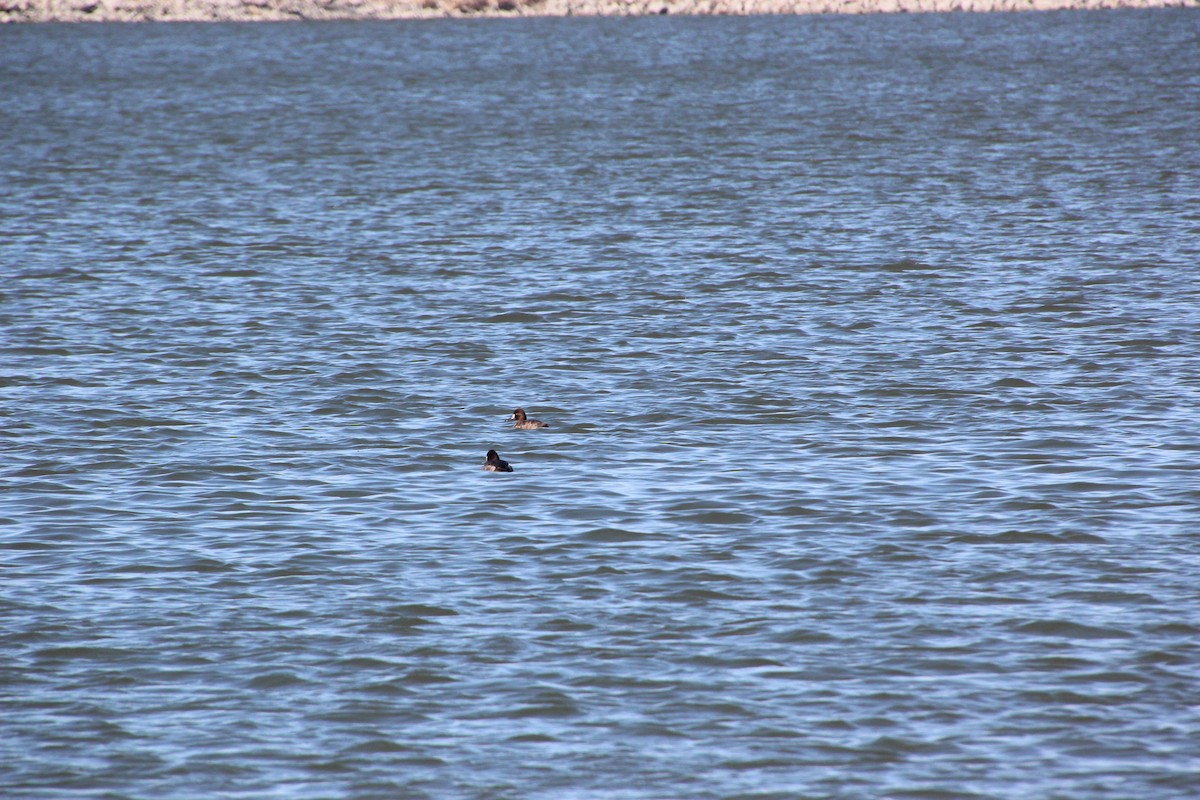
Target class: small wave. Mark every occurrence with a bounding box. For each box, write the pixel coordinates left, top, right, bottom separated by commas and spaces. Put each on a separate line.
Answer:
33, 646, 137, 662
483, 311, 545, 323
576, 527, 656, 543
1010, 619, 1134, 640
247, 671, 309, 689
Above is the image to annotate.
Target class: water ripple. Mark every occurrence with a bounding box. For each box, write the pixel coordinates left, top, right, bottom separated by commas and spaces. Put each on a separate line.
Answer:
3, 11, 1200, 800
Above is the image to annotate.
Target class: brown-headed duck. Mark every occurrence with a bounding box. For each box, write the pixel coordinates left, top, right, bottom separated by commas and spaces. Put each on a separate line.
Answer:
483, 449, 513, 472
508, 408, 549, 429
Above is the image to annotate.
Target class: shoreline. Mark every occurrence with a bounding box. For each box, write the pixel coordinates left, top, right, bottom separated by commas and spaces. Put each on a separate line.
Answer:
2, 0, 1196, 23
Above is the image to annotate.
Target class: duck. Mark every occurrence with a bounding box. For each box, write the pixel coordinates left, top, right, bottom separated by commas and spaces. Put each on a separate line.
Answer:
483, 449, 513, 472
507, 408, 549, 429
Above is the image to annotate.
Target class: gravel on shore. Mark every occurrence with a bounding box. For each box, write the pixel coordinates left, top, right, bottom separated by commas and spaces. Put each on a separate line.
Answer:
2, 0, 1195, 22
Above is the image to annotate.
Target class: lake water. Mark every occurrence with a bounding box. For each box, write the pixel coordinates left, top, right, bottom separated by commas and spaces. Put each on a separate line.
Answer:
3, 10, 1200, 799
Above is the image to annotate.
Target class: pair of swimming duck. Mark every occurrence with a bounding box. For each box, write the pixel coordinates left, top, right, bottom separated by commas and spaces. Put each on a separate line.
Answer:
484, 408, 548, 473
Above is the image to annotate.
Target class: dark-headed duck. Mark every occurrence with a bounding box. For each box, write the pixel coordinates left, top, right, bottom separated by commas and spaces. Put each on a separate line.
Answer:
508, 408, 549, 429
483, 449, 513, 472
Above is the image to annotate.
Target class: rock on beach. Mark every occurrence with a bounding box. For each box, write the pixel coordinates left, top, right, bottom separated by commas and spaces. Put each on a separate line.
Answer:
2, 0, 1195, 22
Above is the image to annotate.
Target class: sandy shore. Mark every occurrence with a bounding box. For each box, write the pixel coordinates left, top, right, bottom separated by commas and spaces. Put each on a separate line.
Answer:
1, 0, 1193, 22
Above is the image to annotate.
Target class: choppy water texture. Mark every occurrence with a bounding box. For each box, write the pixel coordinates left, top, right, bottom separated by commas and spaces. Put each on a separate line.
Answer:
3, 11, 1200, 799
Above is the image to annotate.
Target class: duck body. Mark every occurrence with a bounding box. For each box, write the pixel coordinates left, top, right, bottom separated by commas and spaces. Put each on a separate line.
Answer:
483, 449, 513, 472
508, 408, 549, 429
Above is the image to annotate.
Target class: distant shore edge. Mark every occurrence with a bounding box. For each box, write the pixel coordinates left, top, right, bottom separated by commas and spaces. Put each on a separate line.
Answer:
4, 0, 1197, 23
